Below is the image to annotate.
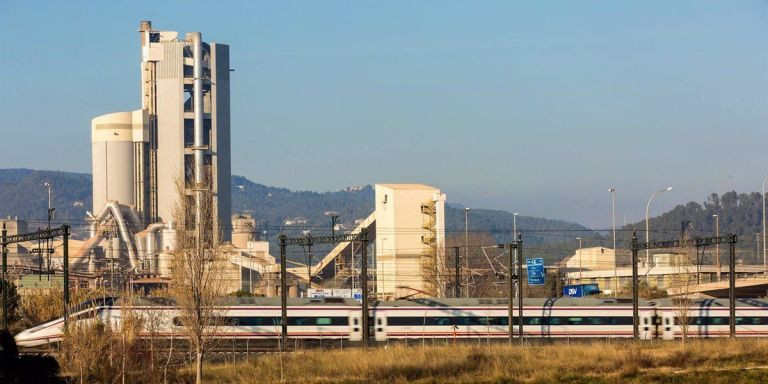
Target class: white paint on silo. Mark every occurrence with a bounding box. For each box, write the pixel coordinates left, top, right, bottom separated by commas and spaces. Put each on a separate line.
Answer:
92, 111, 136, 211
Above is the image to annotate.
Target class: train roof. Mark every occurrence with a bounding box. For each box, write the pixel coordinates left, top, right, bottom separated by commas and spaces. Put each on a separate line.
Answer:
104, 296, 362, 307
372, 297, 651, 307
86, 296, 768, 309
652, 298, 768, 308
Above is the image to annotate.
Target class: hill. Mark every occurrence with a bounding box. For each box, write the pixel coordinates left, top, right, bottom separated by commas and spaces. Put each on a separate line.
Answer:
1, 169, 762, 263
0, 170, 594, 251
0, 169, 91, 228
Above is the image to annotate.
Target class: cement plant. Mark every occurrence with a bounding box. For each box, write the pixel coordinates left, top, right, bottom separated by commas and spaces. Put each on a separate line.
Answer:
1, 5, 767, 384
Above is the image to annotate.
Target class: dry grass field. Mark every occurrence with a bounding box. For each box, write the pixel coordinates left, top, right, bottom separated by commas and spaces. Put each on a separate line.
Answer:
191, 339, 768, 383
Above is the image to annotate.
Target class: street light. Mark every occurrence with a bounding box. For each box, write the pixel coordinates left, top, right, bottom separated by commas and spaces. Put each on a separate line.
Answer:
713, 214, 720, 281
608, 188, 617, 297
464, 207, 470, 298
762, 176, 768, 277
43, 182, 54, 229
645, 187, 673, 267
576, 237, 583, 283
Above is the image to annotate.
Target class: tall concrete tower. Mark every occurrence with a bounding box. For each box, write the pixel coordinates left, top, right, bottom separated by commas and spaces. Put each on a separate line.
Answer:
138, 21, 231, 241
92, 21, 231, 243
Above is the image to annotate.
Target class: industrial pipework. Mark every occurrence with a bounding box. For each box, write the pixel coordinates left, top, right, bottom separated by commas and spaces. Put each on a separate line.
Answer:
191, 32, 205, 245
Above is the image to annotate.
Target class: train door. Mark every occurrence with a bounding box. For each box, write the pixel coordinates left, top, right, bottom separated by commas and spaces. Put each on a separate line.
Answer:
661, 312, 675, 340
348, 311, 362, 342
640, 312, 653, 340
375, 312, 388, 341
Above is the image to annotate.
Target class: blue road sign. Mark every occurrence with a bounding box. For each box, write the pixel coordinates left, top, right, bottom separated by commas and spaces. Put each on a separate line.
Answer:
563, 284, 583, 297
526, 258, 545, 285
563, 284, 600, 297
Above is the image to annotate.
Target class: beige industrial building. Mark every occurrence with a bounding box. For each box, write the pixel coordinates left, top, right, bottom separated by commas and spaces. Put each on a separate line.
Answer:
566, 247, 617, 271
374, 184, 446, 299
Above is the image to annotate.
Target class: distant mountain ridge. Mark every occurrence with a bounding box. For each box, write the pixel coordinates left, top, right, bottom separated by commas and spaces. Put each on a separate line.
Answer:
0, 169, 593, 247
1, 168, 763, 263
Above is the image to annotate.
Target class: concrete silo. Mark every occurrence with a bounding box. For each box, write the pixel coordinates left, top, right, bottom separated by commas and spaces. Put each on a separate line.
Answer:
91, 110, 148, 211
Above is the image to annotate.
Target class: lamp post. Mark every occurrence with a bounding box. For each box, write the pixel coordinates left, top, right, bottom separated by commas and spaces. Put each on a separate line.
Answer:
763, 176, 767, 277
609, 188, 617, 296
576, 237, 583, 283
464, 207, 470, 298
645, 187, 673, 267
713, 214, 720, 281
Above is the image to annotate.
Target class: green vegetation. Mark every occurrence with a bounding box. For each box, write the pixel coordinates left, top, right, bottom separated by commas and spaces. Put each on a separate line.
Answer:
192, 340, 768, 383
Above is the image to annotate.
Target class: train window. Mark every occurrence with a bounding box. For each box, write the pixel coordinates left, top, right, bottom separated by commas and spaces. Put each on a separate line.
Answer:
316, 318, 332, 325
567, 318, 583, 325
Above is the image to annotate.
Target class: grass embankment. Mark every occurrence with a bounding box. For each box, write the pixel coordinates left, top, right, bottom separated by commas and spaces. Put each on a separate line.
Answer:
198, 339, 768, 383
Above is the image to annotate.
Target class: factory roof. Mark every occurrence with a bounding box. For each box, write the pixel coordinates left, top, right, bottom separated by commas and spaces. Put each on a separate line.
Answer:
376, 183, 439, 190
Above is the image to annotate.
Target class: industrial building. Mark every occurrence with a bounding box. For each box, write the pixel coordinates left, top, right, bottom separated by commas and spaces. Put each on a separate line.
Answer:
7, 22, 450, 301
69, 21, 233, 281
374, 184, 446, 299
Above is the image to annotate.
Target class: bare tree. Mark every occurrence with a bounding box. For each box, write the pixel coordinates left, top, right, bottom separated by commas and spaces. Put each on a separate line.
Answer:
169, 177, 227, 384
672, 224, 697, 343
445, 232, 502, 298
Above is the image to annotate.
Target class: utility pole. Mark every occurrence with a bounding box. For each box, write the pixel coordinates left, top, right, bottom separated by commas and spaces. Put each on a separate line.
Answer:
609, 188, 617, 296
714, 214, 720, 281
2, 224, 7, 331
763, 176, 767, 277
330, 214, 339, 239
576, 237, 583, 284
454, 247, 461, 298
729, 238, 736, 338
630, 232, 639, 340
516, 234, 524, 344
464, 208, 470, 298
361, 228, 370, 347
506, 242, 514, 345
63, 225, 69, 326
279, 235, 288, 350
513, 212, 519, 299
503, 236, 524, 344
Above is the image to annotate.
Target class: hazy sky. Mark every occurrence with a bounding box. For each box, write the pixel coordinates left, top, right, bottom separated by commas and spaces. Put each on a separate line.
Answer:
1, 1, 766, 228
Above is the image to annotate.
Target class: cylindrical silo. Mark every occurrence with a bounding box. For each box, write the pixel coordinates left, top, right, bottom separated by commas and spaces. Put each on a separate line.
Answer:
92, 112, 136, 211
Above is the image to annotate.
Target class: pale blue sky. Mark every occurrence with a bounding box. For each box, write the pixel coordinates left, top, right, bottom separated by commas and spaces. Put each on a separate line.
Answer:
1, 1, 766, 227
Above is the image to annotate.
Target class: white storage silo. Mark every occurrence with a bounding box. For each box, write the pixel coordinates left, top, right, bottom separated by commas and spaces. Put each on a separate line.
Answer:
92, 110, 146, 211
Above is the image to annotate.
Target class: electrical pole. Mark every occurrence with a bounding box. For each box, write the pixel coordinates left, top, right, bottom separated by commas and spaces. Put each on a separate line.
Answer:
63, 224, 69, 326
630, 232, 639, 340
729, 237, 736, 338
454, 247, 461, 298
361, 228, 369, 347
464, 208, 470, 298
763, 176, 767, 277
714, 214, 720, 281
517, 234, 524, 344
279, 235, 288, 350
506, 242, 514, 345
2, 223, 7, 331
609, 188, 617, 296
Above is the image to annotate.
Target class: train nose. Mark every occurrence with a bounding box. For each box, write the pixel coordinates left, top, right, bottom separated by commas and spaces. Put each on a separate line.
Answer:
14, 323, 58, 347
14, 329, 42, 347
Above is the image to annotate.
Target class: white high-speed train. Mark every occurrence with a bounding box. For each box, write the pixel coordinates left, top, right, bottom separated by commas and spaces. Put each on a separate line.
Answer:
15, 297, 768, 347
